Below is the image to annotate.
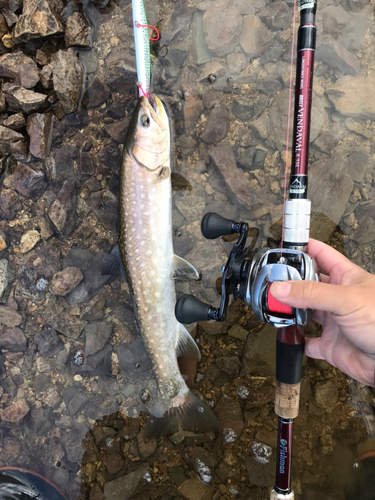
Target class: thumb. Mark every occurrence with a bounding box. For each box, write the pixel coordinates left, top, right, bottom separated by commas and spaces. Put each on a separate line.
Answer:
270, 280, 353, 315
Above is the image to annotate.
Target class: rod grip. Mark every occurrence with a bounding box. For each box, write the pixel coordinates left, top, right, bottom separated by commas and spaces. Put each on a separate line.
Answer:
270, 489, 294, 500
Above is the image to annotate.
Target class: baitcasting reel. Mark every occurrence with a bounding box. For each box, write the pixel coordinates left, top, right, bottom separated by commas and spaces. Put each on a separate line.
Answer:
175, 212, 318, 329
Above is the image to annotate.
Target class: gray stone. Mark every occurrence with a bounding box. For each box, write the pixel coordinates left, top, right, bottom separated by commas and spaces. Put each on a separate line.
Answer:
39, 65, 53, 89
259, 1, 290, 30
13, 0, 64, 42
26, 112, 54, 159
51, 48, 83, 114
184, 93, 204, 135
16, 62, 40, 88
0, 327, 27, 351
85, 75, 110, 109
0, 52, 38, 79
316, 36, 360, 76
232, 96, 270, 122
240, 14, 273, 57
241, 323, 276, 377
0, 188, 21, 219
0, 306, 22, 327
174, 192, 205, 223
34, 326, 63, 357
65, 12, 91, 48
328, 75, 375, 120
178, 477, 215, 500
85, 322, 112, 357
47, 311, 86, 340
0, 125, 24, 155
0, 260, 14, 300
105, 118, 130, 143
189, 10, 212, 65
103, 466, 149, 500
48, 180, 77, 236
4, 85, 47, 113
11, 163, 47, 201
3, 112, 26, 130
348, 151, 373, 183
203, 0, 243, 56
200, 103, 230, 144
214, 395, 244, 437
216, 355, 241, 376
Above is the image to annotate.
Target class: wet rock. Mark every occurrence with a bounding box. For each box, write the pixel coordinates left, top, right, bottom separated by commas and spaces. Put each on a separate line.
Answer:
228, 324, 248, 342
39, 65, 53, 89
203, 0, 242, 57
214, 395, 244, 438
345, 117, 372, 140
0, 305, 22, 327
103, 465, 148, 500
0, 125, 24, 155
184, 93, 204, 135
316, 36, 360, 76
19, 230, 40, 253
0, 327, 27, 351
11, 141, 30, 162
34, 325, 63, 357
85, 321, 112, 357
200, 103, 229, 144
347, 151, 373, 183
118, 337, 152, 381
4, 85, 47, 113
65, 12, 91, 48
85, 75, 111, 109
0, 259, 14, 300
259, 1, 290, 30
190, 11, 212, 65
209, 142, 263, 210
314, 380, 339, 410
26, 112, 54, 159
232, 96, 269, 122
90, 189, 118, 232
175, 192, 205, 223
13, 0, 64, 42
50, 267, 83, 296
244, 453, 276, 487
0, 232, 6, 252
105, 48, 137, 95
63, 247, 112, 306
328, 75, 375, 120
246, 384, 274, 410
226, 52, 248, 75
309, 157, 352, 226
47, 310, 86, 340
3, 112, 26, 130
240, 14, 273, 57
241, 323, 276, 377
0, 188, 22, 219
48, 180, 77, 236
0, 52, 38, 79
16, 62, 40, 88
11, 163, 47, 201
103, 453, 124, 475
51, 48, 83, 114
105, 117, 130, 143
0, 399, 29, 423
216, 355, 241, 376
137, 428, 157, 458
49, 144, 79, 182
178, 476, 215, 500
313, 131, 338, 154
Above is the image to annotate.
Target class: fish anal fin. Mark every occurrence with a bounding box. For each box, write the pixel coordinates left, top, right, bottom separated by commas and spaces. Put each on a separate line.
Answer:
144, 390, 220, 440
171, 255, 199, 280
176, 324, 201, 360
102, 244, 128, 281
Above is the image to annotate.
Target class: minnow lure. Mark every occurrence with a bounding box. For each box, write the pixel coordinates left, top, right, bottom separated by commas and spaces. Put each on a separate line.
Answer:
132, 0, 152, 99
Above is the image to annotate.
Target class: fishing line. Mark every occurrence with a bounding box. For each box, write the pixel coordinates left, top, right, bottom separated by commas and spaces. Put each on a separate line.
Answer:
281, 0, 298, 252
136, 22, 160, 41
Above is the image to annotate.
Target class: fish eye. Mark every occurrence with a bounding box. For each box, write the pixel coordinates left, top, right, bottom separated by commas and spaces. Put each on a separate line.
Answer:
139, 114, 150, 127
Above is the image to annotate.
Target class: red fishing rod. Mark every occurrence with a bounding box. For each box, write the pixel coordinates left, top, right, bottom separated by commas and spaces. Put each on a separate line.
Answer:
175, 1, 318, 498
270, 1, 317, 497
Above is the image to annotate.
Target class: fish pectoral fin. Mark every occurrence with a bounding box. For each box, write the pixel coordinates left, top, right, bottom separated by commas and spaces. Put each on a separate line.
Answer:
171, 255, 199, 281
102, 244, 128, 281
144, 390, 221, 440
153, 166, 170, 183
176, 324, 201, 360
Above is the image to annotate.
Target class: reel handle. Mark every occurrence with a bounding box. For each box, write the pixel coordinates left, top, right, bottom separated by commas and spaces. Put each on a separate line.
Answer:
201, 212, 236, 239
175, 294, 218, 324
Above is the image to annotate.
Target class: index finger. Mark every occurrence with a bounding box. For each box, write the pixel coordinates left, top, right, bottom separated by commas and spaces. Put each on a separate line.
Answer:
306, 239, 353, 277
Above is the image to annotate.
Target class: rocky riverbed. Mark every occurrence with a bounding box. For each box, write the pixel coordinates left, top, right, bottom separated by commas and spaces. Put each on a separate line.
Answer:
0, 0, 375, 499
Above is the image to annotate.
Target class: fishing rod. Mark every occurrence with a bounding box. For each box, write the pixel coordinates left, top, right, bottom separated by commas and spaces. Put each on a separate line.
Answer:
175, 0, 318, 498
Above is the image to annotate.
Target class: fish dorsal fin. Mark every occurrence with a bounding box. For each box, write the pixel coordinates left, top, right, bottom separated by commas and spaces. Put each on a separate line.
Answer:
176, 323, 201, 360
102, 244, 128, 280
171, 255, 199, 280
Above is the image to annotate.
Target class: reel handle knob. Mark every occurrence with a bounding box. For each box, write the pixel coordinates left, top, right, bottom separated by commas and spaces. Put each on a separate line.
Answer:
175, 294, 217, 324
201, 212, 235, 239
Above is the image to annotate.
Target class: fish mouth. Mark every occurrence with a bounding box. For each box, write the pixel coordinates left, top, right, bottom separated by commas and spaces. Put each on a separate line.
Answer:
138, 95, 166, 131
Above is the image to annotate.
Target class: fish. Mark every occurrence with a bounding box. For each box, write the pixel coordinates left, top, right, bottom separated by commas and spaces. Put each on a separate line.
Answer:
132, 0, 151, 98
103, 95, 220, 438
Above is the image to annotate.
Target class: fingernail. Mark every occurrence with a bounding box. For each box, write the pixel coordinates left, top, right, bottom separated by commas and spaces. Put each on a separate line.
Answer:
271, 282, 292, 298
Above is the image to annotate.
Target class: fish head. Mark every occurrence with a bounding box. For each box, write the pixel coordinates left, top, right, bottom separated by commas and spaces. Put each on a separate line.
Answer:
127, 95, 170, 171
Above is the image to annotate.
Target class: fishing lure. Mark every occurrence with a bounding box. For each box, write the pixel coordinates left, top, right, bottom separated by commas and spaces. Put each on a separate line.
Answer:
132, 0, 154, 99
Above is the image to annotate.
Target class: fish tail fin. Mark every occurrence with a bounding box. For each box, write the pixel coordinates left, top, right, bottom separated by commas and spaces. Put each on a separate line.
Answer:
144, 390, 220, 440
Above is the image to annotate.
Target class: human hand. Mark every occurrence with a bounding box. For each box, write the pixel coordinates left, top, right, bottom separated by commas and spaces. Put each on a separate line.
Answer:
271, 238, 375, 387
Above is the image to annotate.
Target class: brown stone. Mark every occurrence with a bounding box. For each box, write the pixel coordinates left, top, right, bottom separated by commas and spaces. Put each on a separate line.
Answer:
65, 11, 91, 48
1, 399, 29, 423
0, 52, 38, 78
13, 0, 64, 42
26, 112, 54, 159
51, 48, 83, 114
203, 0, 243, 56
50, 267, 83, 296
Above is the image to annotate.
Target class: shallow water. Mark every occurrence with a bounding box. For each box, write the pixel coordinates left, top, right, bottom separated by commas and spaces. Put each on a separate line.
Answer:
1, 0, 375, 499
